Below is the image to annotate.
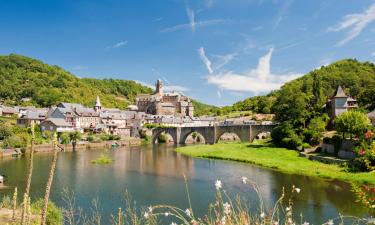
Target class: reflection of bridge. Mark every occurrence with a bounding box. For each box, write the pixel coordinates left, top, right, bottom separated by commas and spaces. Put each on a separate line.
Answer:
152, 125, 274, 145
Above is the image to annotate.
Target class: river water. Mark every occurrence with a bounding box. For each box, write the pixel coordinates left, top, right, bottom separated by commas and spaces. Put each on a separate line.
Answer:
0, 145, 369, 224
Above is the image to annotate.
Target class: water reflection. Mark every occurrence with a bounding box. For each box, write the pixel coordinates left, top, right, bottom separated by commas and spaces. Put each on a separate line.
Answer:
0, 145, 369, 224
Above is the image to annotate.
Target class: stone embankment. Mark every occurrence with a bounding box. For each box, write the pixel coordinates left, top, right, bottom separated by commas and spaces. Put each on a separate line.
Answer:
0, 138, 142, 157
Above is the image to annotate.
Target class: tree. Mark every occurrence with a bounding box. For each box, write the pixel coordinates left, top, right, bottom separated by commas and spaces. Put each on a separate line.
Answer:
0, 123, 12, 140
304, 115, 328, 145
334, 111, 370, 139
69, 131, 82, 152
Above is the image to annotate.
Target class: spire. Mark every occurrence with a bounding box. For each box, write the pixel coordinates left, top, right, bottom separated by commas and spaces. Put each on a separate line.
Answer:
94, 96, 102, 112
95, 96, 101, 107
334, 85, 347, 98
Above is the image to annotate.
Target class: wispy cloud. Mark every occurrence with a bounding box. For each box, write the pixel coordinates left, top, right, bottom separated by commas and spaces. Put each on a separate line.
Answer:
372, 51, 375, 57
273, 0, 294, 30
198, 47, 214, 74
113, 40, 128, 48
329, 2, 375, 46
161, 1, 229, 33
161, 19, 229, 33
204, 48, 303, 93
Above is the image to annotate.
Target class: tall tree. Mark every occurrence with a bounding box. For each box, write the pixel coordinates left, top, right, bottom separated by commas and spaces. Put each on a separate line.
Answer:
69, 131, 81, 152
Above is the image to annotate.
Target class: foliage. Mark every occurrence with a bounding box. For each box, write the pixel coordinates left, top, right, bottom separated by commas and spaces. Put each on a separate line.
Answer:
99, 134, 121, 141
144, 123, 174, 129
303, 115, 328, 145
334, 111, 370, 139
0, 123, 12, 140
31, 199, 64, 225
59, 132, 70, 144
0, 195, 12, 208
157, 133, 168, 143
352, 130, 375, 172
176, 142, 375, 185
271, 122, 302, 150
351, 183, 375, 214
91, 154, 114, 164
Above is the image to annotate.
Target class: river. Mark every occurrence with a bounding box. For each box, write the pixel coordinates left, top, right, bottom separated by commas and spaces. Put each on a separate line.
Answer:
0, 144, 369, 224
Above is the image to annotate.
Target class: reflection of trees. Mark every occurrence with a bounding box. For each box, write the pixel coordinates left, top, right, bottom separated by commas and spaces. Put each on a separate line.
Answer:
270, 171, 367, 219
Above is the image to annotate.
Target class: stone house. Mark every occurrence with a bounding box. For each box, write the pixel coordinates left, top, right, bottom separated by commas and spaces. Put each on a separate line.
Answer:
40, 118, 75, 133
17, 111, 46, 127
326, 85, 358, 119
0, 106, 17, 117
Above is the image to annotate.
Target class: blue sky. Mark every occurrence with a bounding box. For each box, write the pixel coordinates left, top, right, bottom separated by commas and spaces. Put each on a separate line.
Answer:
1, 0, 375, 106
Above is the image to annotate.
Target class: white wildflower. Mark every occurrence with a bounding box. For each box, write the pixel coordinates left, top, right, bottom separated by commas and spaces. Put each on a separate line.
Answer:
148, 206, 153, 213
287, 218, 293, 224
241, 176, 248, 184
302, 222, 309, 225
295, 187, 301, 193
286, 206, 291, 212
144, 212, 149, 219
223, 202, 231, 215
221, 216, 226, 225
171, 222, 177, 225
215, 180, 222, 190
326, 220, 334, 225
260, 212, 265, 218
165, 212, 170, 217
273, 221, 279, 225
185, 208, 191, 217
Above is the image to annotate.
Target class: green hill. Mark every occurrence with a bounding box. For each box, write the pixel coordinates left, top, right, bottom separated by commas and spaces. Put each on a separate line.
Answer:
225, 59, 375, 115
0, 54, 217, 115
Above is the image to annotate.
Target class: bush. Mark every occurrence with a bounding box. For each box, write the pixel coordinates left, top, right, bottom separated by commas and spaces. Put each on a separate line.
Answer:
157, 133, 167, 143
271, 122, 302, 149
3, 134, 29, 148
331, 134, 343, 153
31, 199, 63, 225
87, 135, 95, 142
280, 135, 303, 150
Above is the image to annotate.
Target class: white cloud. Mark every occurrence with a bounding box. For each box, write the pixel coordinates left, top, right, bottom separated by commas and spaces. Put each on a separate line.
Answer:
112, 40, 128, 48
206, 48, 303, 93
329, 2, 375, 46
198, 47, 213, 74
213, 53, 238, 70
372, 51, 375, 57
161, 19, 229, 33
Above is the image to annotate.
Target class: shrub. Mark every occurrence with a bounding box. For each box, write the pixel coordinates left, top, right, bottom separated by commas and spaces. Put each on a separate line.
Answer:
271, 122, 302, 149
31, 199, 63, 225
157, 133, 167, 143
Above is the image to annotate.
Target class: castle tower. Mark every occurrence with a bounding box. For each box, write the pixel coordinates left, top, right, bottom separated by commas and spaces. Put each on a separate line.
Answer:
155, 79, 163, 95
94, 95, 102, 112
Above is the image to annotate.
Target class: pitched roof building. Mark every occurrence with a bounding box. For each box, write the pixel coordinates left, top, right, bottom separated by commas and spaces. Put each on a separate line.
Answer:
327, 85, 358, 119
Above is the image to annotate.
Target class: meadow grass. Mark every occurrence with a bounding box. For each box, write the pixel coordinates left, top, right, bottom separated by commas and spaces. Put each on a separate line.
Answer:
176, 142, 375, 185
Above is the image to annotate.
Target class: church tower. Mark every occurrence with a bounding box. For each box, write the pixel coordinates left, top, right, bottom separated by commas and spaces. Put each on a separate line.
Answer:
155, 79, 163, 95
94, 96, 102, 112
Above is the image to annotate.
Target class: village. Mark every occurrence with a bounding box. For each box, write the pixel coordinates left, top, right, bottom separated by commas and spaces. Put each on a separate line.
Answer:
0, 80, 276, 140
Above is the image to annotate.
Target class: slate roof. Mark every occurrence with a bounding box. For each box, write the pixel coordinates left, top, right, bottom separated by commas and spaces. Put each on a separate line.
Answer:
44, 118, 73, 127
334, 85, 348, 98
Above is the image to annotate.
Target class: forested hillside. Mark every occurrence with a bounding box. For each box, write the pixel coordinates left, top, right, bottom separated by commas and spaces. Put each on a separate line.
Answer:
223, 59, 375, 115
0, 54, 217, 115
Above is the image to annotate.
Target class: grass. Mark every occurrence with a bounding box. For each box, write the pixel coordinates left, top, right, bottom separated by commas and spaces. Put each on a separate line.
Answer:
91, 154, 114, 165
176, 142, 375, 185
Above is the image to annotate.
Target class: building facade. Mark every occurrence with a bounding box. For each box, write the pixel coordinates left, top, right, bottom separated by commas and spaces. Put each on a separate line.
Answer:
136, 80, 194, 117
327, 85, 358, 119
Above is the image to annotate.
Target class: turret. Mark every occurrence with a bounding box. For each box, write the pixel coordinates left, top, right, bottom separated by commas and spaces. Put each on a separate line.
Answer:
155, 79, 163, 95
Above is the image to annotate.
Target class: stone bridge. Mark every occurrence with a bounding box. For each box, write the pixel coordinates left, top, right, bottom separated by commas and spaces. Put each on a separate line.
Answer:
151, 125, 274, 145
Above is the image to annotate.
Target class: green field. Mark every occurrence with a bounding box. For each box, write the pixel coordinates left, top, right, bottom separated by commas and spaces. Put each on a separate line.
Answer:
176, 142, 375, 185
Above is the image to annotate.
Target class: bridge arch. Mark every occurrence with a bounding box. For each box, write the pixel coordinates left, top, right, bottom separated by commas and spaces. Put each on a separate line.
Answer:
181, 130, 206, 144
151, 128, 177, 144
216, 132, 242, 142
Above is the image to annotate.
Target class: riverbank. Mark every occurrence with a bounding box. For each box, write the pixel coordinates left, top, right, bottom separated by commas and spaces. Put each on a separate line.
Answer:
176, 142, 375, 185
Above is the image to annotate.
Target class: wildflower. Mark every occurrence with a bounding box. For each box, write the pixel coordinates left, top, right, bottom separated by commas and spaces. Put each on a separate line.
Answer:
241, 176, 248, 184
359, 149, 366, 156
287, 218, 293, 224
171, 222, 177, 225
326, 219, 334, 225
365, 130, 373, 139
302, 222, 309, 225
223, 202, 231, 215
144, 212, 149, 219
260, 212, 265, 218
185, 208, 191, 217
295, 187, 301, 193
165, 212, 170, 217
273, 221, 279, 225
221, 216, 226, 225
286, 206, 291, 212
148, 206, 153, 213
215, 180, 222, 190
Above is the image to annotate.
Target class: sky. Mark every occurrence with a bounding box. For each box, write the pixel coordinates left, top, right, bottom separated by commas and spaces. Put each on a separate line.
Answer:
1, 0, 375, 106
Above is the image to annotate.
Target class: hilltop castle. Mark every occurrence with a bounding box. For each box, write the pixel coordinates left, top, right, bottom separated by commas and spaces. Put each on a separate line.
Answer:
136, 80, 194, 117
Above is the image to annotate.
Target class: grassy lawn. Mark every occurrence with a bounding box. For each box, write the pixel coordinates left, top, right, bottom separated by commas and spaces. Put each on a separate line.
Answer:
176, 142, 375, 185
